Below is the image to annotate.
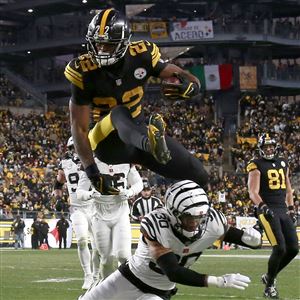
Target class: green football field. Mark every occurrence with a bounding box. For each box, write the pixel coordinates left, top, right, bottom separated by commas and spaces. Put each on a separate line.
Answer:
0, 248, 299, 300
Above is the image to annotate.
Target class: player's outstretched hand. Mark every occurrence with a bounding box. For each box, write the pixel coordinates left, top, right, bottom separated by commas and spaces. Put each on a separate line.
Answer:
208, 273, 251, 290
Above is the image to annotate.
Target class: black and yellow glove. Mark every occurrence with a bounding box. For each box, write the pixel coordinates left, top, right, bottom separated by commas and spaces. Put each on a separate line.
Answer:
288, 205, 297, 225
85, 163, 119, 195
161, 72, 200, 101
257, 202, 274, 222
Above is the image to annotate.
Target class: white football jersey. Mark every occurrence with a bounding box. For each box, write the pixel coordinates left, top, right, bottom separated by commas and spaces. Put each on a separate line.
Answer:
59, 154, 86, 206
91, 158, 142, 205
128, 207, 228, 291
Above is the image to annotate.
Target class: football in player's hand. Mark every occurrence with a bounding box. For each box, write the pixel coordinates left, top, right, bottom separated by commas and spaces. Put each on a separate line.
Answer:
162, 76, 181, 85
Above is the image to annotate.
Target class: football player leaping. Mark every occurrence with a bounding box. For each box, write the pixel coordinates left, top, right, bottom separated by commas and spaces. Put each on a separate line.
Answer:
66, 8, 209, 197
54, 137, 99, 290
77, 158, 143, 279
78, 180, 261, 300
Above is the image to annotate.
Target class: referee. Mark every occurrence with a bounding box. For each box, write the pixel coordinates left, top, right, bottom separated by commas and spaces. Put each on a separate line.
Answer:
131, 180, 163, 222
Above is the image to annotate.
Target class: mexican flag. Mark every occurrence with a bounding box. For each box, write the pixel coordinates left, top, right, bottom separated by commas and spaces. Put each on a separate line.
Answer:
188, 64, 233, 90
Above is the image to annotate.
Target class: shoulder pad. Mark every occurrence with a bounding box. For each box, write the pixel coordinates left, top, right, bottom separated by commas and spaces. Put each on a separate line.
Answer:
210, 208, 227, 227
246, 160, 258, 173
64, 54, 98, 90
140, 209, 171, 245
128, 40, 161, 68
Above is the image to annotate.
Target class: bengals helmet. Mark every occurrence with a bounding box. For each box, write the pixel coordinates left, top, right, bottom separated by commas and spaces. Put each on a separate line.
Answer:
86, 8, 132, 67
257, 133, 278, 160
165, 180, 210, 240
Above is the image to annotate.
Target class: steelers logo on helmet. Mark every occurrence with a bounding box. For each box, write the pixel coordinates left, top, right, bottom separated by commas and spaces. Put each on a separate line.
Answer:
165, 180, 210, 241
257, 133, 278, 160
86, 8, 132, 67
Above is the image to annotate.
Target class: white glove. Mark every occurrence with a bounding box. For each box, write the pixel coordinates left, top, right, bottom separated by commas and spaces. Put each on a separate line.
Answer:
207, 273, 251, 290
77, 188, 100, 201
119, 188, 134, 201
89, 189, 102, 200
241, 227, 261, 247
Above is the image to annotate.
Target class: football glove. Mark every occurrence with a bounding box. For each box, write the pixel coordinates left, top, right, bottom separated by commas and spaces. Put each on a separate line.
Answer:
257, 203, 274, 222
288, 205, 297, 225
207, 273, 251, 290
162, 72, 200, 101
85, 163, 119, 195
119, 188, 134, 201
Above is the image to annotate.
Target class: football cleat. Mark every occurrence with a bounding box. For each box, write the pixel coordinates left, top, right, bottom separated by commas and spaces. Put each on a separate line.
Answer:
82, 274, 94, 290
261, 274, 277, 287
148, 114, 171, 165
264, 286, 279, 299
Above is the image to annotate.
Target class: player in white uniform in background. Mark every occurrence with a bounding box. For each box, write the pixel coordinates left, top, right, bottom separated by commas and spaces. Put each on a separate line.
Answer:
77, 158, 143, 280
79, 180, 261, 300
54, 137, 99, 290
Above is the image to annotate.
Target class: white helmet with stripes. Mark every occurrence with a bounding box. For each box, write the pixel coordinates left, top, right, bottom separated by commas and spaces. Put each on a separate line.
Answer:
165, 180, 210, 240
67, 136, 74, 148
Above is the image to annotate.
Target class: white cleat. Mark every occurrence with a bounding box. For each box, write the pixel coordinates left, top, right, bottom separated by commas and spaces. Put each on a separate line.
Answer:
82, 274, 94, 290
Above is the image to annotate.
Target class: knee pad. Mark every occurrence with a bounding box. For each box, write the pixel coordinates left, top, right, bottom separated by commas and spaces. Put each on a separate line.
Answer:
77, 238, 88, 250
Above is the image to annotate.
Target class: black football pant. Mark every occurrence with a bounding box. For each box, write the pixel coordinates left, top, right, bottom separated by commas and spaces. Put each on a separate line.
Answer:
94, 106, 208, 188
259, 208, 299, 287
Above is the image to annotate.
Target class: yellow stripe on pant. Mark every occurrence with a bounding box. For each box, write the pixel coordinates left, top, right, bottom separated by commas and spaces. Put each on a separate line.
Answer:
259, 214, 278, 246
88, 113, 115, 151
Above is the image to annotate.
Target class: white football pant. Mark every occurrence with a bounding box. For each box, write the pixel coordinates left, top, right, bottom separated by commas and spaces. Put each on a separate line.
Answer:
91, 201, 131, 279
80, 270, 162, 300
70, 205, 96, 278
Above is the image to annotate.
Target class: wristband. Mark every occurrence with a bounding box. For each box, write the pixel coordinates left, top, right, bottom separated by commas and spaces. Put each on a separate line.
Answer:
288, 205, 294, 211
85, 162, 100, 178
258, 202, 265, 209
207, 276, 223, 288
207, 276, 218, 287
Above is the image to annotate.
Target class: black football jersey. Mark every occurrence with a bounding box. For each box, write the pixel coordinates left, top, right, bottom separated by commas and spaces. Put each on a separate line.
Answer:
64, 40, 166, 125
246, 157, 289, 208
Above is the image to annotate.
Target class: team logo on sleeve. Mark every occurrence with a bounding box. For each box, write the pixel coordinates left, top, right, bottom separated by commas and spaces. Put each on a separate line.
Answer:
134, 68, 147, 79
281, 161, 286, 167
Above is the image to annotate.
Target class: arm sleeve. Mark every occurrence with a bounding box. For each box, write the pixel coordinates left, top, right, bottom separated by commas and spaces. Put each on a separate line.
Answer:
127, 166, 143, 196
156, 252, 208, 287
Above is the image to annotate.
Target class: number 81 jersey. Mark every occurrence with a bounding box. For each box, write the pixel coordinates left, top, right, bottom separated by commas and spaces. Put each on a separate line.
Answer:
246, 157, 289, 208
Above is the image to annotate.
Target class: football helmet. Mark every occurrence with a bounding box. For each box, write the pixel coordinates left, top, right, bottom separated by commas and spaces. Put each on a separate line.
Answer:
165, 180, 210, 240
258, 133, 278, 160
86, 8, 132, 67
67, 136, 74, 148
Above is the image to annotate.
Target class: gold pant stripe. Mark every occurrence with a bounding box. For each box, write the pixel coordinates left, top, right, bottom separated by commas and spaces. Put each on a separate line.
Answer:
88, 113, 115, 151
259, 214, 278, 246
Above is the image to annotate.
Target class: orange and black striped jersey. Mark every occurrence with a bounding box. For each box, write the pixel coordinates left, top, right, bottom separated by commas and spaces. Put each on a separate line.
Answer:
246, 157, 289, 208
64, 40, 166, 124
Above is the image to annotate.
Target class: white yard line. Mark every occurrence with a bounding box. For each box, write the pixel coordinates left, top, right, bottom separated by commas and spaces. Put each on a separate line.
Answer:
175, 292, 299, 300
202, 254, 300, 260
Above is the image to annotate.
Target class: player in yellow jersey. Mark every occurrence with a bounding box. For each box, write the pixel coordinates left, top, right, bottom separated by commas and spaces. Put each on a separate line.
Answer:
66, 8, 208, 196
247, 133, 298, 299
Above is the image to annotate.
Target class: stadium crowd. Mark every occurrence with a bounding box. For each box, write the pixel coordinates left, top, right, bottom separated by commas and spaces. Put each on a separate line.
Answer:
0, 94, 299, 224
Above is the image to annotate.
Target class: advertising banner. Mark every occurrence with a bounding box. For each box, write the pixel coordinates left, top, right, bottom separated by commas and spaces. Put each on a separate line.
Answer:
149, 22, 168, 39
170, 20, 213, 41
239, 66, 257, 90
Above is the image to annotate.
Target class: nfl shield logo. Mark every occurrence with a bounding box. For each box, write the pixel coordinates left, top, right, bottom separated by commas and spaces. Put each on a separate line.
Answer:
116, 79, 122, 86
